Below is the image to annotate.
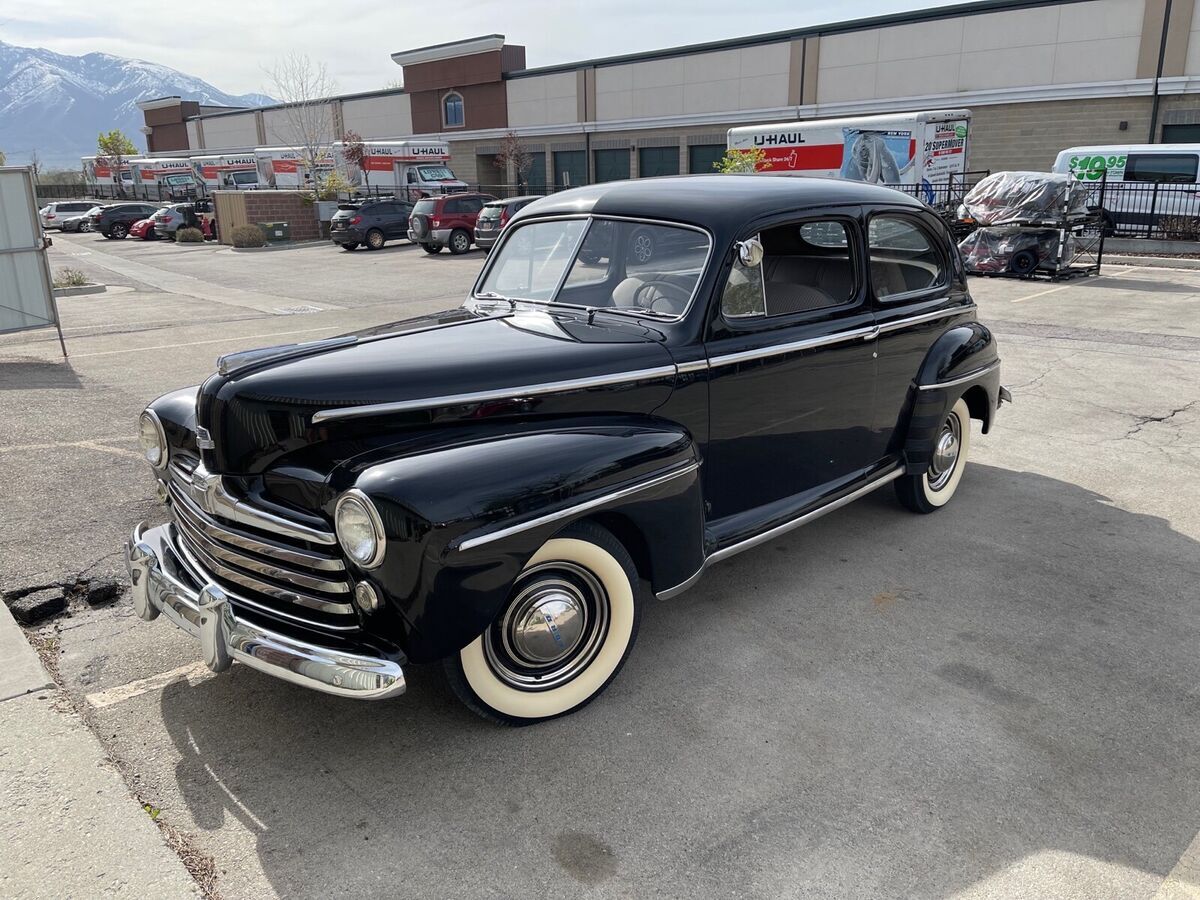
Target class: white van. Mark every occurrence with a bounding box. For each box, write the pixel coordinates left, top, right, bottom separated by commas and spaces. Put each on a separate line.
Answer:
1052, 145, 1200, 231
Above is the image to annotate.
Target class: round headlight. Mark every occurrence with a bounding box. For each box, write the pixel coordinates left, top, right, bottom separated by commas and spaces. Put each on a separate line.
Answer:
138, 410, 168, 470
335, 490, 385, 569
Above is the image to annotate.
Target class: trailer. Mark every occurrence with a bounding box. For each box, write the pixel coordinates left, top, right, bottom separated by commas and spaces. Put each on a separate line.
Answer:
332, 140, 468, 200
727, 109, 971, 200
190, 153, 260, 191
82, 155, 133, 196
254, 147, 336, 189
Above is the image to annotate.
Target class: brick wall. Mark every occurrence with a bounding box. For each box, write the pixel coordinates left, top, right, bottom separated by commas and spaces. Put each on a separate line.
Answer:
240, 191, 321, 242
968, 97, 1154, 173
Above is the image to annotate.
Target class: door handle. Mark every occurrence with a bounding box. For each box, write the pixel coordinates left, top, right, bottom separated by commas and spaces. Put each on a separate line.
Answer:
862, 325, 881, 341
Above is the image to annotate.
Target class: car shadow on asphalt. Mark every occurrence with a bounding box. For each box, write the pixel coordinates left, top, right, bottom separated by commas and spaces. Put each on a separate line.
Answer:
154, 463, 1200, 897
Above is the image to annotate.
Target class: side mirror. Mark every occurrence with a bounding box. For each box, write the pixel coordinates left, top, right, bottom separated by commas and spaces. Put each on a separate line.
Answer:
737, 237, 763, 268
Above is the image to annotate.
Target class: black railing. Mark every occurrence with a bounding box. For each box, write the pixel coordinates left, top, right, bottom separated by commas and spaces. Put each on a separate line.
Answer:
1081, 179, 1200, 239
884, 170, 992, 216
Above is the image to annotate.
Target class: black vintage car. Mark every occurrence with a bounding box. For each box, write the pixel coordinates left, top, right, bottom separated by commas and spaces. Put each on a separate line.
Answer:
126, 175, 1008, 725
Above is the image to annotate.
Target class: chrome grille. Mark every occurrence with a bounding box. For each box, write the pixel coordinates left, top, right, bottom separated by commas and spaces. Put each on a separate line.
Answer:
166, 460, 359, 632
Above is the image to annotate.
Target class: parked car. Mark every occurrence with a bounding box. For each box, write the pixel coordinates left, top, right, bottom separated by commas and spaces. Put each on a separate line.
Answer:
126, 175, 1008, 725
407, 192, 496, 254
152, 203, 202, 240
330, 198, 414, 251
474, 196, 541, 250
129, 218, 159, 241
94, 203, 162, 239
39, 201, 97, 230
61, 206, 102, 233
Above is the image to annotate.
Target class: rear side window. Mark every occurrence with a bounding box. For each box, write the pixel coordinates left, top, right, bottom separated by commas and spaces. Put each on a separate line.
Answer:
1124, 153, 1198, 183
868, 216, 947, 299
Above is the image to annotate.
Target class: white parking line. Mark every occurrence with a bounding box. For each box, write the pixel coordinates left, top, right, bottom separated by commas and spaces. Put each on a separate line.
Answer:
68, 325, 340, 359
1010, 266, 1146, 303
85, 661, 215, 709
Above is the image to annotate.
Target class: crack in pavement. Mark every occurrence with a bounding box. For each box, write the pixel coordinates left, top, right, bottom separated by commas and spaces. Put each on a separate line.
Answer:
1125, 400, 1199, 437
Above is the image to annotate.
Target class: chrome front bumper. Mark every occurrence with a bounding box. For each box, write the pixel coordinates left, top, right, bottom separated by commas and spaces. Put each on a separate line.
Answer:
124, 522, 406, 700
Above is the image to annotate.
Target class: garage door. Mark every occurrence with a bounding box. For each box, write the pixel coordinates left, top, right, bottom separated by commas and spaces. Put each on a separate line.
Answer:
554, 150, 587, 189
688, 144, 726, 174
1163, 124, 1200, 143
594, 149, 630, 183
639, 147, 680, 178
0, 167, 59, 341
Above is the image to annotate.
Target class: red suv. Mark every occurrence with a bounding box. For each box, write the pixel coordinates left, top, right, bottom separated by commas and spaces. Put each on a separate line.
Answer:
407, 192, 497, 254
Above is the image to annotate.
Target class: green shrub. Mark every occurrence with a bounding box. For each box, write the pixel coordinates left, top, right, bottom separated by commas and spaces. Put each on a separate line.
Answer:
175, 227, 204, 243
231, 224, 266, 248
53, 268, 89, 287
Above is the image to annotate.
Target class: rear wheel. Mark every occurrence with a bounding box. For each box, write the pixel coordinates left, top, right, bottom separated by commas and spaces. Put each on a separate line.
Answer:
444, 521, 641, 725
1009, 249, 1038, 275
422, 243, 442, 254
110, 223, 128, 240
448, 228, 472, 254
895, 398, 972, 514
366, 229, 385, 250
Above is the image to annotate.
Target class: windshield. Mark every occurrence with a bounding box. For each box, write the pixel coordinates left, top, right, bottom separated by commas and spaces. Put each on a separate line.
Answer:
230, 171, 258, 185
417, 165, 455, 181
476, 217, 710, 321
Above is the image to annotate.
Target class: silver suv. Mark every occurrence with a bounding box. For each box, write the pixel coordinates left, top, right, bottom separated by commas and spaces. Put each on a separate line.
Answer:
152, 203, 201, 240
39, 201, 96, 230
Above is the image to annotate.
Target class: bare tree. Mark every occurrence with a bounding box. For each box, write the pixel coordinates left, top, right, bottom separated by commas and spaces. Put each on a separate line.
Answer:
265, 53, 338, 192
340, 130, 368, 190
29, 150, 42, 183
495, 131, 534, 194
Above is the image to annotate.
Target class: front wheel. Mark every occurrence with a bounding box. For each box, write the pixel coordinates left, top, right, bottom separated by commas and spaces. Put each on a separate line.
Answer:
895, 397, 972, 514
110, 223, 128, 239
366, 229, 385, 250
445, 521, 641, 725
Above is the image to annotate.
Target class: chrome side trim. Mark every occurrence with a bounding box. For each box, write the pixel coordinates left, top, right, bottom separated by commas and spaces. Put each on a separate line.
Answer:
455, 461, 700, 552
877, 305, 976, 334
916, 359, 1001, 391
126, 524, 403, 698
708, 325, 876, 368
675, 359, 710, 374
655, 563, 705, 601
707, 465, 903, 566
312, 365, 678, 424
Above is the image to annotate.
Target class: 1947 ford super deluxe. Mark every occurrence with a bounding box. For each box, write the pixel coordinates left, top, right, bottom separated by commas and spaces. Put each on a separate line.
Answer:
126, 174, 1008, 725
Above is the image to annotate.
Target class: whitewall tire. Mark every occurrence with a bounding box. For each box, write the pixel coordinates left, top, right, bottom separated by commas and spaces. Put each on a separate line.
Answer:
896, 397, 972, 513
445, 522, 641, 725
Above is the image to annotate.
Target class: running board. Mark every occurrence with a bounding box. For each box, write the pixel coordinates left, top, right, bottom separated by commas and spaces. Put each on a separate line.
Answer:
656, 465, 904, 601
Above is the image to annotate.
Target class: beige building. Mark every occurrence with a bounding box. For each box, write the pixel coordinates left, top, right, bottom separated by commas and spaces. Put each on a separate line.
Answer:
145, 0, 1200, 191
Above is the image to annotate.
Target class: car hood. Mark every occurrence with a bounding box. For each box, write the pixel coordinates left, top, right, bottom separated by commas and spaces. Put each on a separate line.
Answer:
196, 307, 676, 475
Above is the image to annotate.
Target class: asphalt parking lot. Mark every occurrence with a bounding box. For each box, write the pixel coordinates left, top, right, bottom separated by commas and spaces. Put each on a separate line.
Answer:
2, 231, 1199, 899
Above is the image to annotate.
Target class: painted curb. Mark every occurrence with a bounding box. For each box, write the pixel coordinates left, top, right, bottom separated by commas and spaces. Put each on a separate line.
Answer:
1104, 255, 1200, 270
228, 239, 328, 253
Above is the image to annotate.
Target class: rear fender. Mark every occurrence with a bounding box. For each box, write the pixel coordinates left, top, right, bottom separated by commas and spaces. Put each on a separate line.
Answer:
902, 323, 1001, 474
352, 421, 704, 662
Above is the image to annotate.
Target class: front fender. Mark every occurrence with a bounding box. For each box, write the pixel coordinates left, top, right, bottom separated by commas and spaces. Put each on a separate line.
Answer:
351, 419, 704, 662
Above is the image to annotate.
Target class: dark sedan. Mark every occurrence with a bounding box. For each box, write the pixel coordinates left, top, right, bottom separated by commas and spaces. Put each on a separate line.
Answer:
93, 202, 163, 239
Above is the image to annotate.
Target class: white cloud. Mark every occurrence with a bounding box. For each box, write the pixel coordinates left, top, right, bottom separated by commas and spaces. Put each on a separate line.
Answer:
0, 0, 983, 96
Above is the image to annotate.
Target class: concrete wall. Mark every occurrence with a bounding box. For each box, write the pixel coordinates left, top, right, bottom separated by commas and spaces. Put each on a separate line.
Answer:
200, 112, 259, 150
816, 0, 1145, 104
341, 93, 412, 137
507, 72, 578, 127
594, 42, 790, 121
262, 105, 337, 149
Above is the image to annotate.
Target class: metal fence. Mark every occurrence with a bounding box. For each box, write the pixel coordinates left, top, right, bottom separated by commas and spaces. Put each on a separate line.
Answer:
1083, 179, 1200, 239
884, 170, 992, 217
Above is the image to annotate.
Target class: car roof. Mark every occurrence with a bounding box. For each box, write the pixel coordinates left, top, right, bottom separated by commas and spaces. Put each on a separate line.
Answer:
520, 174, 925, 227
486, 196, 541, 206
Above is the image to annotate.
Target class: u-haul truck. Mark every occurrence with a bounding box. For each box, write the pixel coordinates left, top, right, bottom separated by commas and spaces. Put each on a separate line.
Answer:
332, 140, 468, 200
254, 147, 336, 189
82, 155, 134, 194
727, 110, 971, 199
190, 154, 260, 191
129, 157, 197, 199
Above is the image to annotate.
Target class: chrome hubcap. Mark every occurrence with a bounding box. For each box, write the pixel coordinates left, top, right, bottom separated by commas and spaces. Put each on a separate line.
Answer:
485, 562, 609, 690
927, 412, 962, 491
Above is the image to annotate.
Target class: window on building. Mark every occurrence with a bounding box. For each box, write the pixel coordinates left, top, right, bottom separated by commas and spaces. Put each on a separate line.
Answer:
1124, 153, 1199, 183
443, 92, 465, 128
867, 216, 946, 300
638, 146, 680, 178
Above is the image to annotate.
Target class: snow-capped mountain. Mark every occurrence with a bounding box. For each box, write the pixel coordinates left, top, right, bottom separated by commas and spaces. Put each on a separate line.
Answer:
0, 40, 274, 168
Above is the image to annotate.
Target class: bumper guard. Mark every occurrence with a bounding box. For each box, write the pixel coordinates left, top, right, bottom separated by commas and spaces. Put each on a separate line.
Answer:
124, 522, 406, 700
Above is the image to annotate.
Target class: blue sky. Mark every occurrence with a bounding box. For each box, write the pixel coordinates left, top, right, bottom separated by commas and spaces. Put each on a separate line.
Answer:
0, 0, 986, 96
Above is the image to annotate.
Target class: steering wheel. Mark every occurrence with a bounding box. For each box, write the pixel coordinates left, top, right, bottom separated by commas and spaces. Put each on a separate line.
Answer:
630, 280, 686, 316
